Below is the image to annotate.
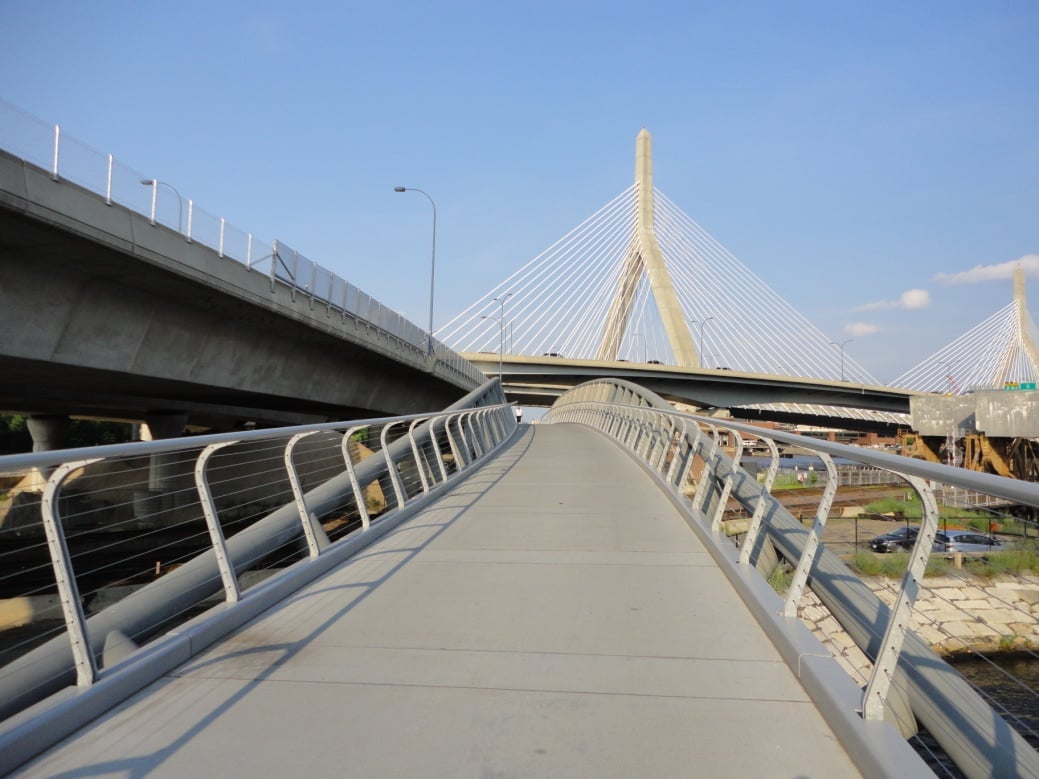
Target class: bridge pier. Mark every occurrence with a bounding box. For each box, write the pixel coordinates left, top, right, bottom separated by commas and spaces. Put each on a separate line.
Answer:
133, 412, 189, 523
25, 415, 72, 489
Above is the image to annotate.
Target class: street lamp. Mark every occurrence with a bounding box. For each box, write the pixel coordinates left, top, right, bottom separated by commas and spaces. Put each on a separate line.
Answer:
140, 179, 183, 233
394, 186, 437, 355
481, 292, 512, 377
831, 338, 853, 381
690, 317, 714, 367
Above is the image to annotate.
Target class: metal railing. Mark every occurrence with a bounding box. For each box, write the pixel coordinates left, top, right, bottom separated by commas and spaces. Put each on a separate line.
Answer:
545, 378, 1039, 779
0, 98, 483, 388
0, 379, 516, 773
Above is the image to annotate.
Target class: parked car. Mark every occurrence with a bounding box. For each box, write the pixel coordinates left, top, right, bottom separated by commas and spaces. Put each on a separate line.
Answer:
933, 530, 1005, 554
869, 526, 920, 553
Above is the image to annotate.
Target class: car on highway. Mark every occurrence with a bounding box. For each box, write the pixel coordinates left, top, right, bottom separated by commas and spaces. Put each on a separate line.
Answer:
869, 526, 920, 553
933, 530, 1005, 554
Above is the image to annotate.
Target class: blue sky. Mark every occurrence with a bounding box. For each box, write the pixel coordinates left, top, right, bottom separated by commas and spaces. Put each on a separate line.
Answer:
2, 1, 1036, 381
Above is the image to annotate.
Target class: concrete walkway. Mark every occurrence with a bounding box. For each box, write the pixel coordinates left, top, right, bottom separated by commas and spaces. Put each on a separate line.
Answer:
17, 424, 860, 777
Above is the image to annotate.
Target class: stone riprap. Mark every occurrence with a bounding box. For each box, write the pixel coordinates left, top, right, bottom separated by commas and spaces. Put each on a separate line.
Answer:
800, 574, 1039, 683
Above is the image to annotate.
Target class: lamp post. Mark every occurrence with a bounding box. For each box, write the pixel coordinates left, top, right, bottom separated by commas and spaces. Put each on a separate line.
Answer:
394, 186, 437, 355
690, 317, 715, 367
481, 292, 512, 377
140, 179, 183, 233
831, 338, 853, 381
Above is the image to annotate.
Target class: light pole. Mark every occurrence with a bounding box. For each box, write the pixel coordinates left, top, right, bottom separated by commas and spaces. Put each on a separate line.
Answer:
690, 317, 714, 367
831, 338, 852, 381
140, 179, 183, 233
394, 186, 437, 355
481, 292, 512, 377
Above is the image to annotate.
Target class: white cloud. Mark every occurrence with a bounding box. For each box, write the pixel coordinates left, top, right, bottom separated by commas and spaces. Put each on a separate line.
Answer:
933, 254, 1039, 285
854, 288, 931, 311
845, 322, 881, 337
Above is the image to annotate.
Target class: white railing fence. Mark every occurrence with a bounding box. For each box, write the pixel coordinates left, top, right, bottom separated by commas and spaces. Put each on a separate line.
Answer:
545, 378, 1039, 779
0, 380, 516, 773
0, 98, 483, 387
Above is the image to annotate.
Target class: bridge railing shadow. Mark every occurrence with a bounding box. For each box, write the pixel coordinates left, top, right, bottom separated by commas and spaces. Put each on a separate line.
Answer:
0, 377, 518, 773
544, 377, 1039, 779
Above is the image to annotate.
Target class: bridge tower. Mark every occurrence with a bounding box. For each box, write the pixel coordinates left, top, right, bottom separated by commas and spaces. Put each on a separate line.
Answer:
595, 130, 700, 366
1014, 265, 1039, 373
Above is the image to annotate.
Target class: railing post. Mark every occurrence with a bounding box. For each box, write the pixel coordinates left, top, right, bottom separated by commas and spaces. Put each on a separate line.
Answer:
428, 415, 450, 482
710, 431, 744, 533
863, 473, 941, 720
285, 432, 331, 558
105, 154, 113, 204
51, 124, 60, 180
739, 436, 780, 566
342, 426, 372, 530
408, 418, 431, 494
445, 413, 468, 471
186, 199, 194, 242
465, 412, 484, 459
380, 422, 408, 509
41, 458, 102, 686
195, 443, 243, 602
693, 426, 719, 514
782, 451, 839, 617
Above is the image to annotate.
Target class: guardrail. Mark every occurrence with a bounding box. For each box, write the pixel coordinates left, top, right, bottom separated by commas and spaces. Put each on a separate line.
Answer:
0, 98, 483, 388
0, 379, 516, 773
545, 378, 1039, 779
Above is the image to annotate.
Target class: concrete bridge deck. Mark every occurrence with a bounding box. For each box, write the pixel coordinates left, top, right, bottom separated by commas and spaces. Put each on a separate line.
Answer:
15, 424, 860, 777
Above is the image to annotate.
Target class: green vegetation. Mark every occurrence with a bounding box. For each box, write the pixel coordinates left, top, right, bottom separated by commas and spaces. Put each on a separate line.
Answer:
864, 496, 999, 528
851, 550, 952, 578
767, 562, 794, 594
963, 548, 1039, 578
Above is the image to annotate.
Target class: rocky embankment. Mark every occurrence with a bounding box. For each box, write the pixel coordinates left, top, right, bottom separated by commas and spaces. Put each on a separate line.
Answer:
800, 574, 1039, 682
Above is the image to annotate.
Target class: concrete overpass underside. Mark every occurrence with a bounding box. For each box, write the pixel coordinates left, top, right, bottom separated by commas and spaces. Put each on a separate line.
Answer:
0, 153, 472, 430
465, 355, 918, 433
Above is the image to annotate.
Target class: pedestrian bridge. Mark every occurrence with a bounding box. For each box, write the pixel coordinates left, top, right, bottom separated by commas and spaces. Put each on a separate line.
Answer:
1, 380, 1037, 777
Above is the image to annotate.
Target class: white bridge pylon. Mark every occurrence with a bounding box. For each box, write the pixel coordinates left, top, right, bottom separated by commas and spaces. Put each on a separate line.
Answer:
439, 129, 877, 384
895, 266, 1039, 394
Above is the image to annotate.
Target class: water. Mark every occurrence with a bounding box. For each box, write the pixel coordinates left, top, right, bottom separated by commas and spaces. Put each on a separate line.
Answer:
911, 654, 1039, 777
951, 653, 1039, 746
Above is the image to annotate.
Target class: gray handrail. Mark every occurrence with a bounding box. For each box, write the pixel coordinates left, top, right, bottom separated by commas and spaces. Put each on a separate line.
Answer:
0, 380, 514, 743
545, 378, 1039, 779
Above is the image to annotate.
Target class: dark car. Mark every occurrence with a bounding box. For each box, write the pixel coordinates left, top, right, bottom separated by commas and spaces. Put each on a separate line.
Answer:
869, 526, 920, 553
933, 531, 1005, 554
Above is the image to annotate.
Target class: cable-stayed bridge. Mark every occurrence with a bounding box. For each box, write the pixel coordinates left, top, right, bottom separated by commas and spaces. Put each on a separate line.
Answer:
2, 108, 1039, 776
896, 266, 1039, 395
440, 130, 915, 426
443, 130, 875, 381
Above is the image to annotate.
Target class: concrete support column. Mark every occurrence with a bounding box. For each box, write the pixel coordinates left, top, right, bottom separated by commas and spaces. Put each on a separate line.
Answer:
25, 415, 73, 488
134, 412, 188, 522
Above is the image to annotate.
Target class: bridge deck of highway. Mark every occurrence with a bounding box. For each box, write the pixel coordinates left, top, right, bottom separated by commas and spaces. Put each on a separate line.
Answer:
15, 424, 860, 777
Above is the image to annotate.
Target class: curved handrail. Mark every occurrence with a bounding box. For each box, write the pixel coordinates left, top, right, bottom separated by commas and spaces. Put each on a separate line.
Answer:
544, 377, 1039, 779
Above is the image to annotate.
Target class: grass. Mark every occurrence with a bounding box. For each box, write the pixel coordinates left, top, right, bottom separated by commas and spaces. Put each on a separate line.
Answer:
852, 550, 953, 578
767, 562, 794, 594
964, 548, 1039, 578
864, 497, 995, 527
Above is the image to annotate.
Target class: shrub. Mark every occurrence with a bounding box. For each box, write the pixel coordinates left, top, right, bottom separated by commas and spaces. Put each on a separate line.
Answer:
767, 562, 794, 594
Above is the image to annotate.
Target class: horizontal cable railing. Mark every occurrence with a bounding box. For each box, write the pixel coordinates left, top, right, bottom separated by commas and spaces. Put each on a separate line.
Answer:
0, 98, 483, 388
0, 380, 516, 773
545, 378, 1039, 779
